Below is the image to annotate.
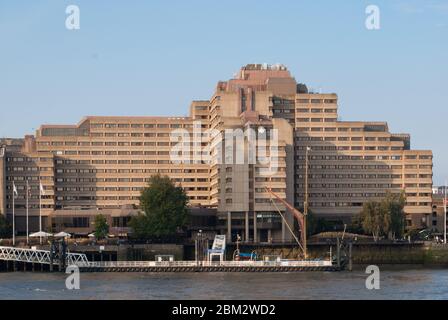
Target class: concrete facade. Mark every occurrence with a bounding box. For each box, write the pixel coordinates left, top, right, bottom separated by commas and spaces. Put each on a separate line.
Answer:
0, 64, 434, 241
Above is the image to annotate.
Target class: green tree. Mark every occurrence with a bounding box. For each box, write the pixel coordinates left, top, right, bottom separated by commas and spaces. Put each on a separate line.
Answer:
358, 191, 406, 240
383, 191, 406, 239
0, 214, 12, 238
94, 214, 109, 239
130, 175, 189, 238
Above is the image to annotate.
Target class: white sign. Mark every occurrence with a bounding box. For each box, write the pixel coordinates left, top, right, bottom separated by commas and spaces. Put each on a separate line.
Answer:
212, 235, 226, 251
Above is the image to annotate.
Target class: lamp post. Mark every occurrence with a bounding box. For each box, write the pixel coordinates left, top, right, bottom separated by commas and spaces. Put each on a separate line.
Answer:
303, 146, 311, 260
197, 230, 203, 266
235, 234, 241, 261
444, 184, 447, 244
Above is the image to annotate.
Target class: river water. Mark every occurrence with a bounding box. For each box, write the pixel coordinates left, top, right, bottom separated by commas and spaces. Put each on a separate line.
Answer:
0, 267, 447, 300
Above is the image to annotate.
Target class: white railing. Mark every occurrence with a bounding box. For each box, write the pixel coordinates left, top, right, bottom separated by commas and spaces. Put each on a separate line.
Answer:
0, 246, 89, 266
86, 259, 333, 268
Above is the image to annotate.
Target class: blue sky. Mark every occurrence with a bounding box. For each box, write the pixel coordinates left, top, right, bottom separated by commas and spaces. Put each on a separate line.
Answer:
0, 0, 447, 183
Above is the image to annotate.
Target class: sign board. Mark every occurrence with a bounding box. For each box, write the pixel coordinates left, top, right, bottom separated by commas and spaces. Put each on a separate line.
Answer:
211, 235, 226, 251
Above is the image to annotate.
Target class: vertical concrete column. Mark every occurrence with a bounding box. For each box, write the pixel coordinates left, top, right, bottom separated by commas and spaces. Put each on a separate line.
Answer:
227, 211, 232, 243
245, 211, 249, 242
253, 211, 257, 243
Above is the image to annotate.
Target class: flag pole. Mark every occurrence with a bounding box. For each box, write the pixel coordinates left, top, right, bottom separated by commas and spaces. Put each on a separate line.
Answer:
12, 182, 15, 247
39, 182, 42, 245
26, 180, 29, 246
444, 182, 447, 245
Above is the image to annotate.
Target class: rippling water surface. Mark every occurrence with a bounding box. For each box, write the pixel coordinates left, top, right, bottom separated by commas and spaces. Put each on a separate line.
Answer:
0, 267, 447, 300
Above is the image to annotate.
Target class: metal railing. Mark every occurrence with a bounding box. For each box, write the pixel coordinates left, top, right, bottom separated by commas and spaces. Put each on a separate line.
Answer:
85, 259, 332, 268
0, 246, 89, 266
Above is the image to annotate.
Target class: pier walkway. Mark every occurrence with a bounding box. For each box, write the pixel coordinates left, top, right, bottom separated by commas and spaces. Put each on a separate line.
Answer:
81, 260, 337, 272
0, 246, 337, 272
0, 246, 89, 266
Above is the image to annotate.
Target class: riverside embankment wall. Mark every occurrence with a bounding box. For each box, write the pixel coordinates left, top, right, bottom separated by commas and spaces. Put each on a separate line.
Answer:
220, 242, 448, 266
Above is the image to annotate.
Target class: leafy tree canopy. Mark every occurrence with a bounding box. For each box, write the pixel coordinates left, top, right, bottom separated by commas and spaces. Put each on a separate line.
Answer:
130, 175, 189, 238
357, 191, 406, 240
94, 214, 109, 240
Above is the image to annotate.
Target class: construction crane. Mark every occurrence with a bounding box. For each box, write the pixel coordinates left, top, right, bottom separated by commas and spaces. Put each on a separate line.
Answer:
265, 187, 308, 259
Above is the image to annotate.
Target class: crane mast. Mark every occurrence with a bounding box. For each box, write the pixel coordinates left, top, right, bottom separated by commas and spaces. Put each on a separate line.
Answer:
265, 187, 308, 259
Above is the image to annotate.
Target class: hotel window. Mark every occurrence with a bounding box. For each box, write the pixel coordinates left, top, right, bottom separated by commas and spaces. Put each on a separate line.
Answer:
118, 124, 130, 128
104, 124, 116, 128
297, 108, 309, 112
144, 133, 156, 137
91, 133, 103, 137
311, 99, 322, 103
131, 124, 143, 128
